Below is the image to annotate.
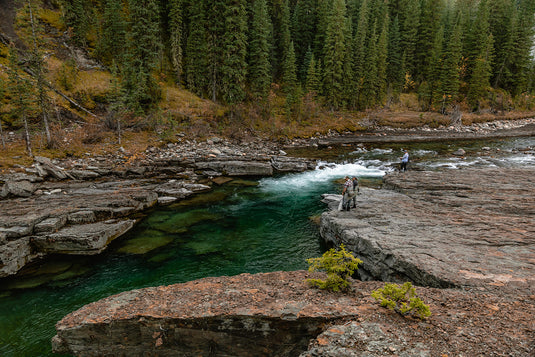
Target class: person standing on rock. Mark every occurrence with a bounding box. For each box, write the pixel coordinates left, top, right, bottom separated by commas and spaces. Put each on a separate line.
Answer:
350, 177, 359, 209
400, 150, 409, 172
340, 176, 353, 211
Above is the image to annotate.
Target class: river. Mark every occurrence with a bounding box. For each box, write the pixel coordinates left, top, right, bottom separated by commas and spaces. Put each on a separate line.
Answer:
0, 136, 533, 356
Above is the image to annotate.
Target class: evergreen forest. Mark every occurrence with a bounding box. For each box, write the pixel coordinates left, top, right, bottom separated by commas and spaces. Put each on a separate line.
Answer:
0, 0, 535, 156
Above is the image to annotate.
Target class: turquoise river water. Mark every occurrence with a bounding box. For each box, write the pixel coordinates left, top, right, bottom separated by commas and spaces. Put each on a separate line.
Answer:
0, 137, 533, 356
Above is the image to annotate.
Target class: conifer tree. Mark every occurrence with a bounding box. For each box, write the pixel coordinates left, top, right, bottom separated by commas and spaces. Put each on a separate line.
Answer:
488, 0, 515, 89
283, 41, 300, 114
508, 0, 535, 96
387, 16, 403, 97
206, 0, 226, 101
7, 45, 33, 156
169, 0, 184, 83
291, 0, 317, 81
122, 0, 163, 112
27, 0, 51, 147
375, 19, 388, 106
350, 0, 369, 108
248, 0, 272, 99
305, 51, 321, 95
464, 0, 491, 85
220, 0, 248, 105
439, 19, 463, 113
98, 0, 126, 66
398, 0, 420, 80
314, 0, 330, 61
323, 0, 349, 110
184, 0, 208, 96
360, 21, 378, 109
420, 25, 444, 110
62, 0, 90, 47
415, 0, 444, 83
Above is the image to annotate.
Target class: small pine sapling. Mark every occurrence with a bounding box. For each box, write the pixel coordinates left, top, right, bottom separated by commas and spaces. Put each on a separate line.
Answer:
371, 282, 431, 320
306, 244, 362, 292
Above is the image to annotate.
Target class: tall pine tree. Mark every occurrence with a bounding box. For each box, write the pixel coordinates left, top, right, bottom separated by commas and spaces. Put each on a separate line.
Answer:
248, 0, 272, 99
220, 0, 248, 105
323, 0, 349, 110
122, 0, 163, 113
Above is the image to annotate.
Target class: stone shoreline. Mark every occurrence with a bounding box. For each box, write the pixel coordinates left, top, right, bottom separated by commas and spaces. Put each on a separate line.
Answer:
51, 166, 535, 357
0, 138, 315, 278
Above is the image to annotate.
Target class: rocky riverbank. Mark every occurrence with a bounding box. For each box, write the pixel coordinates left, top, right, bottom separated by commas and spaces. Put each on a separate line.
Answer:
51, 166, 535, 357
2, 120, 534, 356
0, 138, 315, 278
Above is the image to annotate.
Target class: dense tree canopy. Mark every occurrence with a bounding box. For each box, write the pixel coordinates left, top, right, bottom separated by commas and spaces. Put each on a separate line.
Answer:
58, 0, 535, 113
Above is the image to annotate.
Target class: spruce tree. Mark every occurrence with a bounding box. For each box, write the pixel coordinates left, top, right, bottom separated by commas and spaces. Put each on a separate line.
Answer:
360, 21, 378, 109
7, 45, 33, 156
489, 0, 515, 89
62, 0, 89, 47
291, 0, 317, 81
323, 0, 349, 110
508, 0, 535, 96
98, 0, 126, 66
350, 0, 369, 108
221, 0, 248, 105
415, 0, 444, 83
398, 0, 420, 81
375, 18, 388, 106
421, 25, 444, 110
206, 0, 226, 101
464, 0, 491, 85
169, 0, 184, 83
122, 0, 163, 113
184, 0, 208, 96
439, 19, 463, 113
283, 41, 300, 115
248, 0, 272, 99
305, 51, 321, 95
387, 16, 403, 97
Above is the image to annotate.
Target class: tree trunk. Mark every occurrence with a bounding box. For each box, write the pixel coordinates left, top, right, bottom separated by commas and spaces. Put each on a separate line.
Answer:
23, 111, 32, 157
0, 119, 5, 149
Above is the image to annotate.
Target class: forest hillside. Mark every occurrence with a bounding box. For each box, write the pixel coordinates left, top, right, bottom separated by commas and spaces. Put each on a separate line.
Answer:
0, 0, 535, 165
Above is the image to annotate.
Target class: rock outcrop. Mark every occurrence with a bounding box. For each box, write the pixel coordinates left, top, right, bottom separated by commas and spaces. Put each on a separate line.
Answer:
320, 167, 535, 296
52, 271, 535, 357
0, 142, 316, 278
52, 271, 361, 357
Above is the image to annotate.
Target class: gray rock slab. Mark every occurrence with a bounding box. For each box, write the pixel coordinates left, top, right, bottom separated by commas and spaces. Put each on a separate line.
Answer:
320, 168, 535, 296
195, 160, 273, 176
34, 216, 67, 233
32, 219, 136, 255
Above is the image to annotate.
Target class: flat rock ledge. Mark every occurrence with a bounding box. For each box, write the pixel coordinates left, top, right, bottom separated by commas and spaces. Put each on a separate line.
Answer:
0, 148, 314, 278
52, 271, 535, 357
320, 167, 535, 297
